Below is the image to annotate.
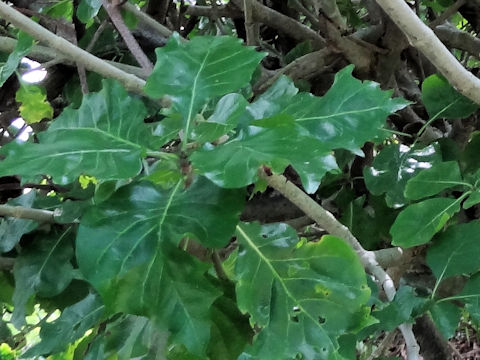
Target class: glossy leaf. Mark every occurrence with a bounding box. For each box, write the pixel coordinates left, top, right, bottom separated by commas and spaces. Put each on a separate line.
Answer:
25, 293, 105, 356
0, 32, 33, 87
191, 93, 248, 143
12, 229, 75, 327
0, 80, 155, 184
390, 197, 461, 248
430, 302, 461, 339
191, 124, 338, 193
0, 192, 37, 253
464, 190, 480, 209
77, 177, 242, 355
404, 161, 463, 200
235, 222, 370, 359
247, 66, 409, 152
364, 143, 442, 208
16, 83, 53, 124
145, 34, 265, 140
426, 222, 480, 280
422, 74, 478, 119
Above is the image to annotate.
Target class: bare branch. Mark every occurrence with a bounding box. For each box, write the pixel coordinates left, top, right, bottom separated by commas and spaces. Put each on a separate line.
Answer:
0, 36, 149, 79
0, 2, 146, 95
231, 0, 326, 48
375, 0, 480, 106
102, 0, 153, 73
434, 23, 480, 59
429, 0, 466, 28
122, 1, 173, 38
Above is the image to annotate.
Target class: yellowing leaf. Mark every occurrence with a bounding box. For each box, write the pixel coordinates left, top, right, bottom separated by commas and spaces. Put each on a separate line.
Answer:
16, 83, 53, 124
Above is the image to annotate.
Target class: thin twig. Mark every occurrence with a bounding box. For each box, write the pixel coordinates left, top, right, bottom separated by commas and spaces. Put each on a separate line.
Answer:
429, 0, 466, 28
102, 0, 153, 73
121, 1, 173, 38
257, 167, 420, 360
0, 2, 146, 95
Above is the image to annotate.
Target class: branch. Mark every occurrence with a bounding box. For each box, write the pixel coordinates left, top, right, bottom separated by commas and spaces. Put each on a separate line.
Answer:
0, 36, 148, 79
0, 2, 146, 95
374, 0, 480, 106
122, 1, 173, 38
429, 0, 466, 28
243, 0, 257, 46
0, 204, 56, 223
257, 168, 420, 360
102, 0, 153, 73
185, 5, 241, 19
434, 23, 480, 59
231, 0, 326, 48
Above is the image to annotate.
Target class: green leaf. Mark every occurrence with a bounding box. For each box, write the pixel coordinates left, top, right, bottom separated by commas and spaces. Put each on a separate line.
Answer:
207, 289, 253, 360
464, 190, 480, 209
370, 286, 426, 332
25, 292, 105, 356
77, 0, 102, 23
87, 315, 167, 360
430, 302, 461, 339
457, 273, 480, 322
248, 65, 410, 152
426, 222, 480, 280
390, 197, 461, 248
404, 161, 463, 200
0, 80, 155, 184
364, 143, 442, 208
0, 192, 38, 253
43, 0, 73, 20
145, 34, 265, 141
191, 124, 339, 193
191, 93, 248, 143
0, 32, 33, 87
339, 195, 397, 250
16, 83, 53, 124
77, 178, 242, 355
12, 229, 75, 328
235, 222, 370, 359
422, 74, 479, 119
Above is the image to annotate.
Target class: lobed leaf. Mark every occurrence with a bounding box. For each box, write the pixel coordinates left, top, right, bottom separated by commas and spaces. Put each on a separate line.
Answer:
247, 66, 410, 152
16, 83, 53, 124
235, 222, 370, 359
145, 34, 265, 141
77, 177, 243, 355
25, 293, 105, 356
0, 80, 155, 184
191, 124, 338, 193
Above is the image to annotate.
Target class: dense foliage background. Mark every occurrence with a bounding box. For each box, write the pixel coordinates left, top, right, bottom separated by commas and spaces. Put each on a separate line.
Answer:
1, 0, 480, 359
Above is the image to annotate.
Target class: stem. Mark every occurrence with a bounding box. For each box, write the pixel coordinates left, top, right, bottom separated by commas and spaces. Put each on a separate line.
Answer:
0, 204, 56, 223
257, 167, 420, 359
